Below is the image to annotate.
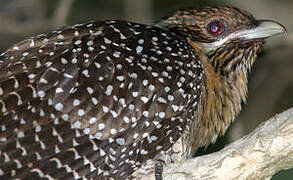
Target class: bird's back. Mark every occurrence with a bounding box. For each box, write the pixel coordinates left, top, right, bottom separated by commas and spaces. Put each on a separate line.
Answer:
0, 20, 204, 179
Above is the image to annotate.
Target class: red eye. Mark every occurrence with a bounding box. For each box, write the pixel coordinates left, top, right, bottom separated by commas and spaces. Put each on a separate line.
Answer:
208, 21, 223, 35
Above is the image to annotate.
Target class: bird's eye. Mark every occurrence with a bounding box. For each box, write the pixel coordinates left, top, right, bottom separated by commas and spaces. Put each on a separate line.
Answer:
208, 21, 223, 35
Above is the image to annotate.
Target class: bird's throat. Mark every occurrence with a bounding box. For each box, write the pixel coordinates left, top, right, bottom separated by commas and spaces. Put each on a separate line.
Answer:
187, 39, 248, 155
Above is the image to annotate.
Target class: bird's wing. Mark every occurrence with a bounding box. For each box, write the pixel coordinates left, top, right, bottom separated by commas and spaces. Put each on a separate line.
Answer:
0, 20, 203, 179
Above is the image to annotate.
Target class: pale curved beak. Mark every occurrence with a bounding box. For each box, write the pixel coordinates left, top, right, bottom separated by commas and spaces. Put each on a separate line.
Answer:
195, 20, 287, 53
236, 20, 287, 40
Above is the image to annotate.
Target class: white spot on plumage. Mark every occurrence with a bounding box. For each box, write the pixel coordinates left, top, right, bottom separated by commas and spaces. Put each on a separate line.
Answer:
116, 138, 125, 145
91, 97, 99, 105
77, 109, 85, 116
35, 152, 42, 160
57, 34, 64, 39
93, 132, 102, 140
88, 47, 94, 52
56, 87, 64, 93
132, 92, 138, 97
98, 123, 105, 130
35, 125, 41, 132
73, 99, 80, 106
133, 133, 139, 139
116, 64, 122, 70
61, 114, 69, 121
119, 98, 126, 107
152, 72, 158, 77
51, 157, 62, 169
151, 136, 158, 141
143, 111, 149, 117
87, 87, 94, 94
149, 84, 155, 91
83, 158, 90, 166
166, 65, 173, 71
113, 51, 121, 58
102, 106, 109, 113
110, 110, 118, 118
73, 121, 81, 128
31, 168, 45, 177
40, 141, 46, 150
55, 145, 61, 154
83, 128, 90, 134
136, 46, 143, 54
83, 70, 90, 78
87, 40, 94, 46
128, 104, 134, 111
110, 129, 117, 135
40, 78, 48, 84
28, 74, 36, 79
54, 103, 64, 111
152, 37, 158, 41
142, 80, 148, 86
140, 149, 148, 155
156, 146, 162, 150
71, 58, 77, 64
105, 85, 113, 96
159, 112, 165, 118
104, 38, 112, 44
99, 153, 106, 163
156, 50, 163, 55
117, 75, 124, 81
158, 97, 167, 104
164, 86, 170, 93
123, 116, 130, 123
166, 46, 172, 51
129, 73, 138, 79
61, 58, 68, 64
141, 96, 149, 103
89, 117, 97, 124
143, 133, 149, 138
22, 52, 29, 57
64, 165, 72, 173
74, 40, 82, 45
168, 95, 175, 101
94, 30, 102, 36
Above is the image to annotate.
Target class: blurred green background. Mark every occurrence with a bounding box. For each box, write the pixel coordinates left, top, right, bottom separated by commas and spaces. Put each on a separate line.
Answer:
0, 0, 292, 179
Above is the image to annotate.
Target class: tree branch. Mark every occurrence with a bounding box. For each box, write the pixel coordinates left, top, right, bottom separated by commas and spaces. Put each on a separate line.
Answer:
136, 107, 293, 179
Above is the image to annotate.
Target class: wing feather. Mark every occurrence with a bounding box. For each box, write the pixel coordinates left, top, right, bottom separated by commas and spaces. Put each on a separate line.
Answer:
0, 20, 203, 179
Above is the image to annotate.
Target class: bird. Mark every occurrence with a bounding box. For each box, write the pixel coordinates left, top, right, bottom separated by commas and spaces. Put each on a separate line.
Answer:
0, 5, 286, 180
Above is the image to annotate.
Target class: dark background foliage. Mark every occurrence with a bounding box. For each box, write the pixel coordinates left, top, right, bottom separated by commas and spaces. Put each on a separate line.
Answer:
0, 0, 292, 179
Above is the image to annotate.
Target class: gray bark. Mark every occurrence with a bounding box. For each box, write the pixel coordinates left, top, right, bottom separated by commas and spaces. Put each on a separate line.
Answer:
137, 108, 293, 180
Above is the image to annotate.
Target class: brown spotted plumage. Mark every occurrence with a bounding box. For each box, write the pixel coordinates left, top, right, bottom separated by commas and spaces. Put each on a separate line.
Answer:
0, 6, 285, 180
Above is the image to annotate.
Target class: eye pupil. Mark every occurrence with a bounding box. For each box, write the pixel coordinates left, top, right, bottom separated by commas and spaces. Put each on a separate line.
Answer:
209, 21, 223, 35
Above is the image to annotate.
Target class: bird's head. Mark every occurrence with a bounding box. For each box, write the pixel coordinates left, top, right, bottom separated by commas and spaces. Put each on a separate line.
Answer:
156, 6, 286, 76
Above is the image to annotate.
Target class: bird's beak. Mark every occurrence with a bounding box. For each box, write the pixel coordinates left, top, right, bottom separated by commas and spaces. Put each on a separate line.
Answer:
236, 20, 287, 40
197, 20, 286, 53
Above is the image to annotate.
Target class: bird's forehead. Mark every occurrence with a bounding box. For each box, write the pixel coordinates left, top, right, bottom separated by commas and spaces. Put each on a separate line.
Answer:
180, 6, 254, 25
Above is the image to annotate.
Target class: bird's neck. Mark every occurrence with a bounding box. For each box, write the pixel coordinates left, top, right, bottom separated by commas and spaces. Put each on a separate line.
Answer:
186, 40, 249, 155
